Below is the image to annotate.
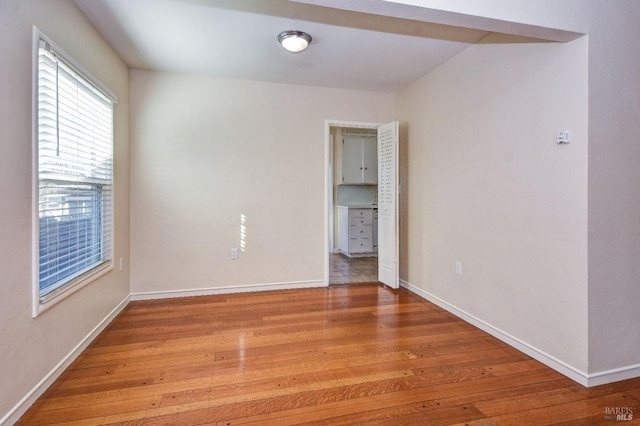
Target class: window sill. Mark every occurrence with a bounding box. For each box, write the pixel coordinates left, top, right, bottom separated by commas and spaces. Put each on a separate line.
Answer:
33, 262, 114, 318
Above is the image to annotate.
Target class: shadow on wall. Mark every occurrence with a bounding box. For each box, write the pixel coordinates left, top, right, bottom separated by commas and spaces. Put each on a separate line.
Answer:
399, 121, 410, 283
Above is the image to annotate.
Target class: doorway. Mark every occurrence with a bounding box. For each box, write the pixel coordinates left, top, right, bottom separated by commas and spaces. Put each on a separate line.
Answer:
329, 125, 378, 285
325, 121, 381, 285
324, 120, 400, 289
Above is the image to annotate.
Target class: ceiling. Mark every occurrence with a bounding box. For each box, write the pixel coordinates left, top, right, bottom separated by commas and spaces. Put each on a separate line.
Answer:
73, 0, 577, 93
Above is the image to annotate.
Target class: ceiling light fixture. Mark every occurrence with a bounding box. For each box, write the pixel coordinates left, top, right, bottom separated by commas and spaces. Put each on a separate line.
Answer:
278, 30, 312, 53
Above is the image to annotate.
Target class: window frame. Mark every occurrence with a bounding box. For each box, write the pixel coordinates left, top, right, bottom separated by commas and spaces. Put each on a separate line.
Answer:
31, 27, 118, 317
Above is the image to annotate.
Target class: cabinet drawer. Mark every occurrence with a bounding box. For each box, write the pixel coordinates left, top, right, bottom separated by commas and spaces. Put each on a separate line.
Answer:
349, 209, 374, 220
350, 225, 373, 239
350, 217, 373, 226
349, 238, 373, 253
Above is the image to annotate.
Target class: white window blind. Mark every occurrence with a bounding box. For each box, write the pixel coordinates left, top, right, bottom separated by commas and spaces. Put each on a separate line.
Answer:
37, 38, 115, 301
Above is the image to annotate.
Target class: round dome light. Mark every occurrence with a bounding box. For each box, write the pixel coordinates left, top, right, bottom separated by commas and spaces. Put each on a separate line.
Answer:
278, 30, 312, 53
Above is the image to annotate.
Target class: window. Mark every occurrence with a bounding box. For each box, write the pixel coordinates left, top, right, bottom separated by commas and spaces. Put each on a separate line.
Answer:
34, 31, 117, 312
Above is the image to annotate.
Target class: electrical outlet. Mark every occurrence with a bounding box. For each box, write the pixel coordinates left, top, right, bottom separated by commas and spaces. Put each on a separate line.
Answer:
119, 258, 123, 271
231, 248, 238, 259
455, 261, 462, 275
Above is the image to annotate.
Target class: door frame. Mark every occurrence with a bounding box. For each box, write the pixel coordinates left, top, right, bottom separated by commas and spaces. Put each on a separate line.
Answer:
324, 119, 385, 286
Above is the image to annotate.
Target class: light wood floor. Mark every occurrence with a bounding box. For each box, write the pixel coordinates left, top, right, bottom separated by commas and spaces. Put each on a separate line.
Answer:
18, 284, 640, 425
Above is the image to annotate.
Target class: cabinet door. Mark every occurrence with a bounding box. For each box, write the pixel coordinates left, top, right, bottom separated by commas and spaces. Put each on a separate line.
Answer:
341, 137, 363, 184
362, 139, 378, 184
338, 207, 350, 253
373, 210, 378, 252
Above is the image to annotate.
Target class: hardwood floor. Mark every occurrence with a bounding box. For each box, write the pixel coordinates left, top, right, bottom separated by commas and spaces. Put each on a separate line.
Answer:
17, 285, 640, 425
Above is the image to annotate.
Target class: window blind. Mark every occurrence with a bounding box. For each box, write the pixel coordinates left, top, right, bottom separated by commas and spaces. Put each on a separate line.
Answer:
37, 39, 114, 300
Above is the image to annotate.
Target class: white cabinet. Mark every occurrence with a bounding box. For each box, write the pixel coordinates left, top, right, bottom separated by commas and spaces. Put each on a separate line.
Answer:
341, 136, 377, 185
338, 206, 377, 258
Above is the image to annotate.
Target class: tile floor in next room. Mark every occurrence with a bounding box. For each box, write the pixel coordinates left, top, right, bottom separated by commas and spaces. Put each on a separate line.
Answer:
329, 252, 378, 284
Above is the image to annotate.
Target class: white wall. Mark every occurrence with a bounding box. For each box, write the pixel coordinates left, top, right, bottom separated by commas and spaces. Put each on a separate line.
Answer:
0, 0, 130, 423
583, 1, 640, 379
392, 0, 640, 382
397, 38, 589, 375
130, 71, 394, 296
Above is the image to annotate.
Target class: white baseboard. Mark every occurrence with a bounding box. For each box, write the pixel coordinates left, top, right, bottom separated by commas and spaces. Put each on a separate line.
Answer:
399, 279, 592, 386
2, 295, 130, 426
587, 363, 640, 387
401, 279, 640, 387
131, 279, 327, 301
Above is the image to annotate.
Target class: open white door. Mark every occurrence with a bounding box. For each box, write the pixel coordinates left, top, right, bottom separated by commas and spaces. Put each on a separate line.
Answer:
377, 121, 399, 289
